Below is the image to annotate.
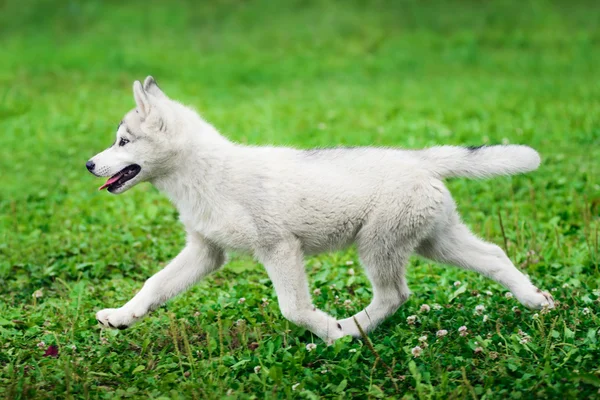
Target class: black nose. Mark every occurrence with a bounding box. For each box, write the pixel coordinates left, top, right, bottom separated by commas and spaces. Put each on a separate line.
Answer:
86, 160, 95, 171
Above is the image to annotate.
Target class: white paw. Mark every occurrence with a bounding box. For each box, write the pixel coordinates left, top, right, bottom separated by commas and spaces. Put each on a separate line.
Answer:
337, 317, 363, 338
306, 308, 346, 345
515, 288, 555, 310
96, 308, 139, 330
324, 322, 347, 346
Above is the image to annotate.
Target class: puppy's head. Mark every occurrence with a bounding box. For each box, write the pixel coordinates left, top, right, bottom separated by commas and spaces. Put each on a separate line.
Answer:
86, 77, 179, 194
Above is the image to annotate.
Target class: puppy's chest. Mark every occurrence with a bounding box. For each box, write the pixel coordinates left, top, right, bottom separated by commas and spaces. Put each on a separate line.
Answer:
180, 207, 256, 252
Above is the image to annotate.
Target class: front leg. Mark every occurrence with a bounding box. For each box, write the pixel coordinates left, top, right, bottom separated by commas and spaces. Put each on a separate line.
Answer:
257, 239, 345, 344
96, 233, 224, 329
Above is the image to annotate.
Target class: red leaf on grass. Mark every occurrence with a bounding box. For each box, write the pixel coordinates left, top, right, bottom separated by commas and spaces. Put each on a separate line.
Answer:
43, 345, 59, 358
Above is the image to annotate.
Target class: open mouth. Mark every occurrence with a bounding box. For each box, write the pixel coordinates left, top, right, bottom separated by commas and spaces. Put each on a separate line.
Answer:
99, 164, 141, 192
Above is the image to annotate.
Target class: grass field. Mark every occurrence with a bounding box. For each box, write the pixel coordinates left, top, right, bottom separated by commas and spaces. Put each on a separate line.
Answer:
1, 0, 599, 398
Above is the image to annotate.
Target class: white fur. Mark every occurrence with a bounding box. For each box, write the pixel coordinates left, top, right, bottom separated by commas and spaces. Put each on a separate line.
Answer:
89, 77, 554, 343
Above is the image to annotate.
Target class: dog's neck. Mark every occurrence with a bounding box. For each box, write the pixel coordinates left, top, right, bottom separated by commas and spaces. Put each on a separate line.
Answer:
151, 119, 233, 223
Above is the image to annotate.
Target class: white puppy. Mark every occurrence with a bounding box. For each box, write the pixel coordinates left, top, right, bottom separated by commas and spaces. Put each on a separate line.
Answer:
87, 77, 554, 343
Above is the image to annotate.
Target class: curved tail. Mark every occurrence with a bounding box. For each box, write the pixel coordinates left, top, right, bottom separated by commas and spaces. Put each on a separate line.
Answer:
421, 145, 541, 179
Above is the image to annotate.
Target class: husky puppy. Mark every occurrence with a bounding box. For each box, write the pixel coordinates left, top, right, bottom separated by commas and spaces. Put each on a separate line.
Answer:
87, 77, 553, 343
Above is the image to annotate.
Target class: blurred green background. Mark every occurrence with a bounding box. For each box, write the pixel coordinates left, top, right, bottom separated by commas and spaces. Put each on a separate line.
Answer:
1, 0, 599, 398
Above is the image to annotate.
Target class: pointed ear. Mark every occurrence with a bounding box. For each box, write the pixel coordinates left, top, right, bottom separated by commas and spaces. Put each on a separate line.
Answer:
143, 76, 167, 99
133, 81, 151, 118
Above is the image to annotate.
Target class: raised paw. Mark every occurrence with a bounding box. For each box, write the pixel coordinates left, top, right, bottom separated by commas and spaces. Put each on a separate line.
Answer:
515, 288, 555, 310
95, 308, 138, 330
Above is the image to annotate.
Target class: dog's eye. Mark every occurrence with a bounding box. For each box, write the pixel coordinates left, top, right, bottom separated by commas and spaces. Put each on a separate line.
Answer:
119, 138, 130, 147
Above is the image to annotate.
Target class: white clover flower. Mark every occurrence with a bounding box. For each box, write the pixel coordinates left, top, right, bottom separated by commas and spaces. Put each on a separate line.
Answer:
517, 329, 531, 344
551, 288, 557, 292
485, 290, 493, 296
254, 366, 262, 374
292, 383, 300, 391
418, 335, 428, 342
582, 307, 590, 315
453, 281, 462, 287
70, 345, 77, 351
541, 304, 552, 314
406, 315, 417, 325
505, 292, 513, 299
306, 343, 317, 352
343, 299, 352, 308
411, 346, 423, 357
420, 304, 431, 313
436, 329, 448, 337
483, 315, 489, 323
313, 288, 322, 295
458, 326, 468, 337
261, 298, 269, 306
432, 303, 443, 311
562, 283, 569, 289
32, 289, 43, 298
347, 268, 355, 276
235, 319, 245, 326
475, 305, 485, 314
37, 341, 46, 349
474, 346, 483, 354
193, 311, 201, 317
345, 260, 354, 266
238, 297, 246, 304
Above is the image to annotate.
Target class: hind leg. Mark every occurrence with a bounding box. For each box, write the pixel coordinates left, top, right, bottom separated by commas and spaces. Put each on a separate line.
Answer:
338, 246, 412, 337
417, 216, 554, 309
338, 178, 447, 336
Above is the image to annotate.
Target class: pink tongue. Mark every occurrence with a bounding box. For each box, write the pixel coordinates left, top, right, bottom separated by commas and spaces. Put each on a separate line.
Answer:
98, 173, 123, 190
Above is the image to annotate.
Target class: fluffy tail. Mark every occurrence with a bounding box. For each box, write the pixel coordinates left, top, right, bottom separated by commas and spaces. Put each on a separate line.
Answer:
421, 145, 541, 179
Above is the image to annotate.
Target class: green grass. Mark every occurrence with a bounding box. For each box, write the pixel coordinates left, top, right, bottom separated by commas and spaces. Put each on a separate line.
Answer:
1, 0, 599, 398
